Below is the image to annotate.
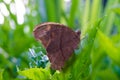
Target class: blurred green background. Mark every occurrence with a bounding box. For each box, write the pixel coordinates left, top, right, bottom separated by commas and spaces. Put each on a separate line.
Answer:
0, 0, 120, 80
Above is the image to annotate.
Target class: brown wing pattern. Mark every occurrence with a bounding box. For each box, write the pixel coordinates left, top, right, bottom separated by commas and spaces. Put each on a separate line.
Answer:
46, 25, 65, 70
61, 27, 80, 61
33, 22, 80, 70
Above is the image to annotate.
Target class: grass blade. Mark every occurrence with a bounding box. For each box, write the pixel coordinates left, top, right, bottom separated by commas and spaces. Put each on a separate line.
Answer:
68, 0, 79, 29
97, 30, 120, 65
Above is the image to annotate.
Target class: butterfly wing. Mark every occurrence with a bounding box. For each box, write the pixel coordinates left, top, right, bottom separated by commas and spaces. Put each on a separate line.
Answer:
46, 25, 80, 70
33, 22, 80, 70
33, 24, 51, 48
46, 26, 65, 70
61, 27, 80, 61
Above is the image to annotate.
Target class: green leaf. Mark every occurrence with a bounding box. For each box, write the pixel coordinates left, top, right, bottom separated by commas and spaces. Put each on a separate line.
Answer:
90, 0, 101, 23
82, 0, 90, 33
68, 0, 79, 28
19, 68, 51, 80
73, 19, 102, 80
0, 69, 3, 80
112, 4, 120, 15
111, 34, 120, 47
44, 0, 61, 22
102, 0, 118, 35
96, 69, 119, 80
97, 30, 120, 65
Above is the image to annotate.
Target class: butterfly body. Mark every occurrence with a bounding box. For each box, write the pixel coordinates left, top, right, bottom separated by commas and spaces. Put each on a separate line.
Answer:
33, 22, 80, 70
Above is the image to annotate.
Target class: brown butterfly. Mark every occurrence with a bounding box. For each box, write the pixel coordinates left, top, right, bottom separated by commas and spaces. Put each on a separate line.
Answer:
33, 22, 80, 70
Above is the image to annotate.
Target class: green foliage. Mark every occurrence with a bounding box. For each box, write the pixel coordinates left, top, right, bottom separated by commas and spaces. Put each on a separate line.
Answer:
112, 4, 120, 15
97, 30, 120, 65
0, 69, 3, 80
19, 68, 50, 80
0, 0, 120, 80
